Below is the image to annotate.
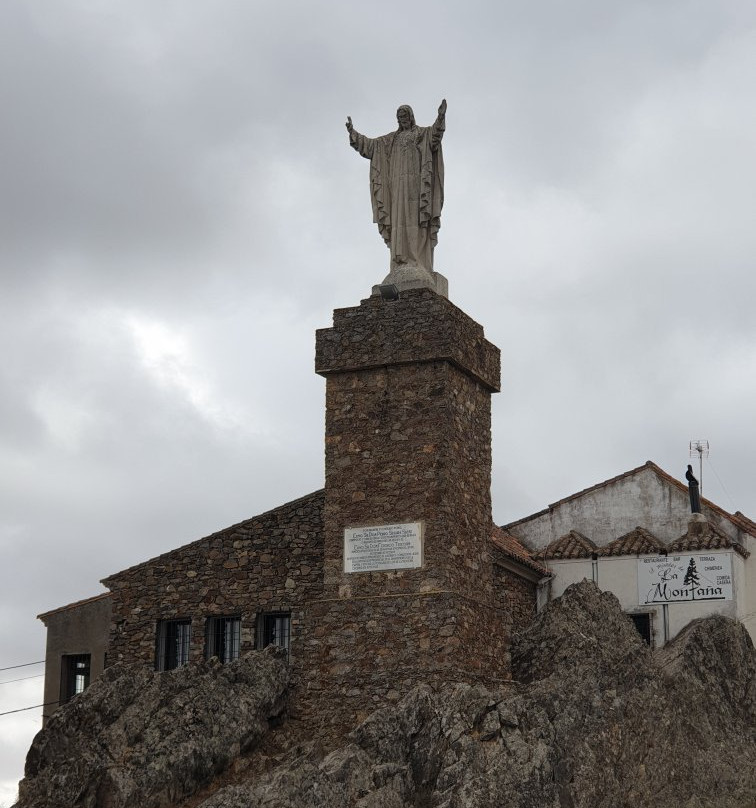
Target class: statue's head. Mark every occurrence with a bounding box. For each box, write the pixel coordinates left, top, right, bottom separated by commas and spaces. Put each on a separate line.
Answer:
396, 105, 415, 131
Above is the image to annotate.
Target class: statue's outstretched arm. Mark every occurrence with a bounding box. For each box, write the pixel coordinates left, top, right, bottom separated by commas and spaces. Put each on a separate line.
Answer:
346, 116, 374, 159
431, 99, 446, 151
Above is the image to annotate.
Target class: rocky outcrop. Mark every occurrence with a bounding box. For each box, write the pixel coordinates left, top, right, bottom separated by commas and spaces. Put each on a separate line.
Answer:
202, 583, 756, 808
15, 648, 288, 808
16, 583, 756, 807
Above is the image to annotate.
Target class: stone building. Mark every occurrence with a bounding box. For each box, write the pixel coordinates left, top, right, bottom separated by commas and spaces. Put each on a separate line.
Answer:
38, 287, 547, 732
36, 287, 756, 731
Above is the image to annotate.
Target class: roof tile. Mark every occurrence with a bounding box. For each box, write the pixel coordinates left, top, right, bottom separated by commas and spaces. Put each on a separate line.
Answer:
598, 527, 666, 557
535, 530, 597, 561
490, 527, 550, 575
668, 521, 750, 558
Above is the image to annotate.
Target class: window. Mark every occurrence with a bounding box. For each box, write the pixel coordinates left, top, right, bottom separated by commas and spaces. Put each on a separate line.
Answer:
61, 654, 90, 704
257, 613, 291, 654
205, 616, 241, 663
629, 612, 653, 646
156, 619, 191, 671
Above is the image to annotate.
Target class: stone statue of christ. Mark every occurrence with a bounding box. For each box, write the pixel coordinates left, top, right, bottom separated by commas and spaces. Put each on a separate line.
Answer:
346, 100, 446, 278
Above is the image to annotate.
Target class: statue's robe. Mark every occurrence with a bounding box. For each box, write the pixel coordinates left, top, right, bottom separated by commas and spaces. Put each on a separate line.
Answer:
350, 119, 444, 273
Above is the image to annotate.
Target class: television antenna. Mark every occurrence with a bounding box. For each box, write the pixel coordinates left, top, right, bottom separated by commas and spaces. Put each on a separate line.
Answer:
689, 440, 709, 496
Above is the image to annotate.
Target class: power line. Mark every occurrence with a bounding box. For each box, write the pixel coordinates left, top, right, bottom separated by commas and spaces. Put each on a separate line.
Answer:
0, 700, 58, 717
0, 661, 44, 672
0, 673, 45, 686
707, 458, 738, 512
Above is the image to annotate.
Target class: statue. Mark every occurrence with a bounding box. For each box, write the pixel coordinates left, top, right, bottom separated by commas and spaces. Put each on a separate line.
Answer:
686, 465, 702, 514
346, 100, 447, 296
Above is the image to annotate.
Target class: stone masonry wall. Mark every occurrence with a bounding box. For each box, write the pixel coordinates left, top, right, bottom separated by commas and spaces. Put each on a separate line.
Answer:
301, 288, 511, 735
315, 289, 501, 605
294, 592, 513, 741
492, 561, 538, 636
319, 361, 497, 601
102, 491, 324, 669
315, 288, 500, 392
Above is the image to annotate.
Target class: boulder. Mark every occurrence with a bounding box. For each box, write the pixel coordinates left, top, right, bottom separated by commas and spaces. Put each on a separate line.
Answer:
15, 648, 288, 808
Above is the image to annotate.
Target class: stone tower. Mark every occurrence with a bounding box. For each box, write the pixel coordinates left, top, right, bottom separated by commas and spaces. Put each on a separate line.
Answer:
299, 286, 508, 735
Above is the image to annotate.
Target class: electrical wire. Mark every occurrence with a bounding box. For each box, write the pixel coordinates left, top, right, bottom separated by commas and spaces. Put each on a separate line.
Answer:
0, 661, 44, 672
0, 673, 45, 686
0, 701, 58, 717
707, 458, 738, 512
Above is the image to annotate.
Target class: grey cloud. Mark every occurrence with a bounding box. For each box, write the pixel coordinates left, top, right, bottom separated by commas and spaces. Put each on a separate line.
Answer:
3, 0, 756, 798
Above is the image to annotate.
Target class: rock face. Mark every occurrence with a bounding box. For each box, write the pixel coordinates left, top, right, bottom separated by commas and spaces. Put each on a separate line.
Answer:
15, 648, 288, 808
202, 583, 756, 808
16, 582, 756, 808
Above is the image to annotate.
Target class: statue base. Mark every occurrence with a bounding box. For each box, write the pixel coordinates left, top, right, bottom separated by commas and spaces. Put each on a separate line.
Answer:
372, 265, 448, 299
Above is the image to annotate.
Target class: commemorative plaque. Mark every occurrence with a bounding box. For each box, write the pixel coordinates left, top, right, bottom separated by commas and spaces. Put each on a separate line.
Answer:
344, 522, 423, 573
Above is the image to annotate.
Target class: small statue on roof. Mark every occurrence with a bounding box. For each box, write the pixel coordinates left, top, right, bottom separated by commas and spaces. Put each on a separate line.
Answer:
686, 465, 701, 514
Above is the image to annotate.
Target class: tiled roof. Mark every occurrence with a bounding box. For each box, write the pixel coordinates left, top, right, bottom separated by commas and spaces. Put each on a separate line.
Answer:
599, 527, 666, 557
37, 591, 111, 621
490, 527, 549, 576
502, 461, 756, 542
526, 519, 749, 563
732, 511, 756, 535
668, 521, 750, 558
534, 530, 597, 560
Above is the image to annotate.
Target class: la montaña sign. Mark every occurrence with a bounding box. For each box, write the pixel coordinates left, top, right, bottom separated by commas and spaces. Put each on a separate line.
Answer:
637, 553, 733, 605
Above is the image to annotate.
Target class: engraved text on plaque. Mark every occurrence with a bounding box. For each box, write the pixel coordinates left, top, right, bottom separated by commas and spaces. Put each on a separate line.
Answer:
344, 522, 423, 573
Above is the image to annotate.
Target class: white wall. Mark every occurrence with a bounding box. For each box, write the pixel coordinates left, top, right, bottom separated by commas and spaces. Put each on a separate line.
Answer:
512, 468, 688, 549
544, 558, 594, 598
733, 546, 755, 645
511, 466, 749, 550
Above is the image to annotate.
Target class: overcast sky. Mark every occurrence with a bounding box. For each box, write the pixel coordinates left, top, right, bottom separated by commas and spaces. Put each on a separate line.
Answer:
2, 0, 756, 801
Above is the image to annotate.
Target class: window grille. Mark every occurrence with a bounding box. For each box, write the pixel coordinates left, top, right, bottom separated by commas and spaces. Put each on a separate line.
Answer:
156, 619, 191, 671
205, 616, 241, 663
257, 613, 291, 656
61, 654, 91, 703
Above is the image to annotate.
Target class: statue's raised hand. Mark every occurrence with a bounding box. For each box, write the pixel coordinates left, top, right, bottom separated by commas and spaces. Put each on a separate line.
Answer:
438, 99, 447, 116
346, 116, 354, 134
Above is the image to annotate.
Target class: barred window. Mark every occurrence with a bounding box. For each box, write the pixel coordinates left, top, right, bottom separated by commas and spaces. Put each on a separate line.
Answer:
156, 619, 191, 671
257, 613, 291, 655
205, 616, 241, 663
61, 654, 91, 703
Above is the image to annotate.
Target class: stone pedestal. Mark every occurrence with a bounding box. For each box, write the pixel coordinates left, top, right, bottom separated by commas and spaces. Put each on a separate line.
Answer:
372, 265, 449, 298
297, 288, 509, 739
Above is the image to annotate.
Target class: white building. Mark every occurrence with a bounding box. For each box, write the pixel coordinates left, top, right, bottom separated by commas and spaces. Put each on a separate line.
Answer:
502, 461, 755, 648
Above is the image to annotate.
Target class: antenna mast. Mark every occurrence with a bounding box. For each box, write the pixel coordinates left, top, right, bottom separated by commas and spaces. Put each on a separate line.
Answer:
689, 440, 709, 496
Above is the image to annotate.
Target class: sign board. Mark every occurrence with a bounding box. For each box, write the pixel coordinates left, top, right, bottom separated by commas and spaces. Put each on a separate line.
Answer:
637, 553, 733, 605
344, 522, 423, 573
